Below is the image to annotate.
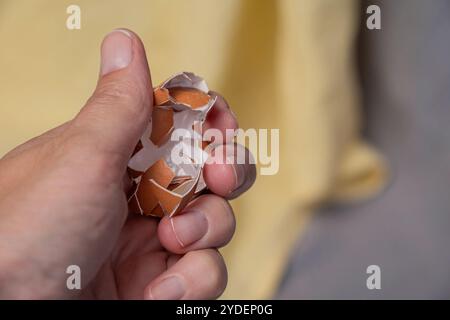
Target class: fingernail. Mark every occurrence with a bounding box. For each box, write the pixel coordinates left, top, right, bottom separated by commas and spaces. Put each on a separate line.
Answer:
100, 29, 133, 76
171, 210, 208, 247
149, 276, 185, 300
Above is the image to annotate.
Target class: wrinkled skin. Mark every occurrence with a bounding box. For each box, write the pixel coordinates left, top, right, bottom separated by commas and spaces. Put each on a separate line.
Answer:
0, 29, 256, 299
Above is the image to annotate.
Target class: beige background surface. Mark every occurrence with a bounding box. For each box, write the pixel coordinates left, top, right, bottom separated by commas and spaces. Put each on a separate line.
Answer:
0, 0, 384, 298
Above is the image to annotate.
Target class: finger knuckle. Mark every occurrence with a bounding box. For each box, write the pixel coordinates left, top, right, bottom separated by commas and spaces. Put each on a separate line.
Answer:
57, 134, 123, 186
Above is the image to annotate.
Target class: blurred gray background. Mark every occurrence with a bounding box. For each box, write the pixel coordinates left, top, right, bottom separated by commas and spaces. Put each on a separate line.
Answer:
276, 0, 450, 299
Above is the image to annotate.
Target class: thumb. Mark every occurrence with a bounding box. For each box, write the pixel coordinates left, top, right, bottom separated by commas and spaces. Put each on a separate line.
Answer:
73, 29, 153, 162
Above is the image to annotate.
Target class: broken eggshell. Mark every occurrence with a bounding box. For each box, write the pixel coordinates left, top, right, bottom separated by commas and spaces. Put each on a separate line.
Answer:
127, 72, 217, 217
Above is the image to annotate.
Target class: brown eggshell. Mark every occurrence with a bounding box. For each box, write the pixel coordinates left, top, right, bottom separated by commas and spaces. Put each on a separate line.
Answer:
170, 175, 192, 185
149, 204, 165, 218
130, 159, 176, 215
169, 87, 210, 109
128, 73, 216, 218
150, 107, 174, 146
148, 174, 200, 217
154, 87, 170, 106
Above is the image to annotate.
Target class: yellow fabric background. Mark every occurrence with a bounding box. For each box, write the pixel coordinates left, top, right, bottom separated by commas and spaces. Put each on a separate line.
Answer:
0, 0, 387, 298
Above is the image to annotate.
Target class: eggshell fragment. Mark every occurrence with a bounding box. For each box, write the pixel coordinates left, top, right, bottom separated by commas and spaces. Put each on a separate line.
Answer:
129, 159, 175, 216
170, 175, 192, 185
169, 87, 210, 109
149, 175, 199, 217
154, 87, 170, 105
127, 72, 216, 218
150, 107, 174, 146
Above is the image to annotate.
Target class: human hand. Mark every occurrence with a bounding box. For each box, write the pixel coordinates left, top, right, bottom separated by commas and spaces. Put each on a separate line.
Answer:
0, 29, 256, 299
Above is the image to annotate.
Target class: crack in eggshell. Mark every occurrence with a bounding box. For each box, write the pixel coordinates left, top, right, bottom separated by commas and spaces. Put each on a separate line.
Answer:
127, 72, 216, 217
149, 174, 199, 217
